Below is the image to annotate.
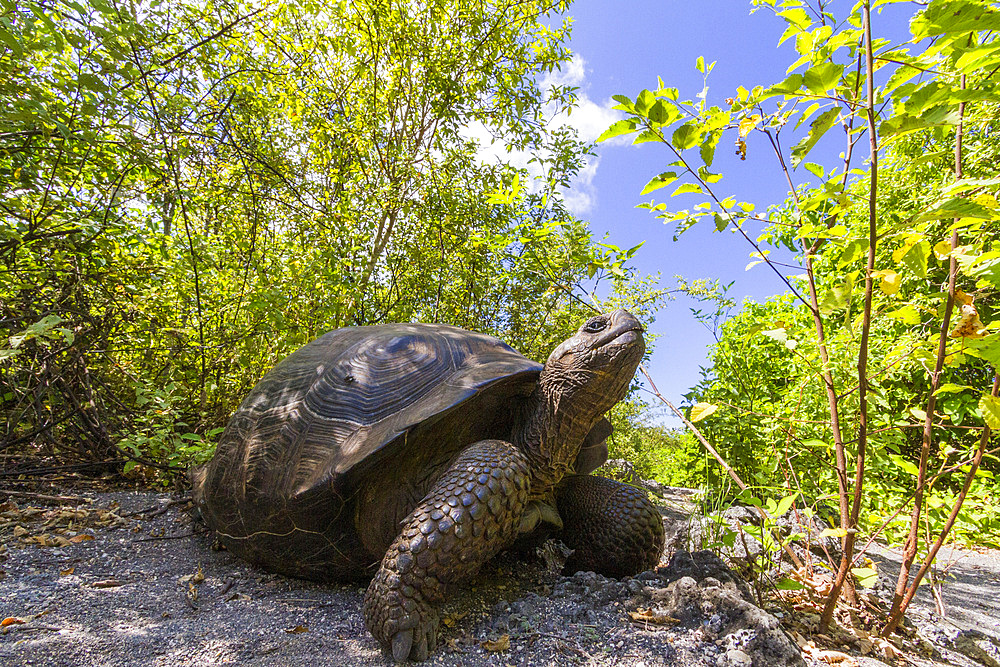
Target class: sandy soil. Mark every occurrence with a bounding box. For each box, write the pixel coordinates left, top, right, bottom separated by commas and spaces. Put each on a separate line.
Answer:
1, 488, 997, 667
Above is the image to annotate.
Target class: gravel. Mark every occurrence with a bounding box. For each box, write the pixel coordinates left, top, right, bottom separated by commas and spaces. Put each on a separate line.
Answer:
1, 489, 998, 667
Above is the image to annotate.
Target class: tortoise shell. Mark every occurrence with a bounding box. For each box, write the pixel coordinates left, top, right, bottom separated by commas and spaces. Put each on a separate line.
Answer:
192, 323, 544, 579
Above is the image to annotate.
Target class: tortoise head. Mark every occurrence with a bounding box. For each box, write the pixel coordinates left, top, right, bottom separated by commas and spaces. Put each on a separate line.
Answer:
538, 309, 645, 426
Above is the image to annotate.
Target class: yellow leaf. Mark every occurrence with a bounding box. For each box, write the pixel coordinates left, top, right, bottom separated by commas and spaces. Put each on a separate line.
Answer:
933, 240, 952, 260
819, 527, 848, 538
689, 402, 718, 422
878, 270, 901, 295
981, 395, 1000, 431
2, 617, 25, 627
60, 566, 75, 576
69, 534, 94, 543
974, 192, 998, 209
284, 625, 309, 634
482, 634, 510, 652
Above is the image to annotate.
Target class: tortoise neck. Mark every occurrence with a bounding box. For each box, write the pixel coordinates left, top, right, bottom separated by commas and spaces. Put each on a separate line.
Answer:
513, 380, 600, 499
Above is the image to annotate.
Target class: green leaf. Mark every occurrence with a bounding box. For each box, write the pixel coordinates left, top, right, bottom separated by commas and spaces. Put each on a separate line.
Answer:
639, 172, 678, 195
597, 119, 637, 143
689, 402, 718, 422
0, 27, 22, 56
671, 123, 699, 150
981, 395, 1000, 430
647, 100, 671, 124
635, 89, 655, 114
775, 493, 798, 517
790, 108, 839, 167
803, 162, 824, 178
916, 197, 1000, 222
766, 72, 803, 97
671, 182, 704, 197
761, 328, 788, 343
900, 240, 930, 278
852, 567, 878, 589
775, 578, 806, 591
633, 129, 664, 144
803, 62, 844, 94
934, 383, 972, 396
611, 94, 634, 112
891, 454, 920, 477
885, 305, 921, 325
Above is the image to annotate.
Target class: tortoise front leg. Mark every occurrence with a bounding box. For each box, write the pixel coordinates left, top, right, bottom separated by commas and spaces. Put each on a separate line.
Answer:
362, 439, 530, 662
556, 474, 665, 578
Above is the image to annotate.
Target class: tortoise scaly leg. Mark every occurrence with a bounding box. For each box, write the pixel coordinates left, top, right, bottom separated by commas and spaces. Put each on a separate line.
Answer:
556, 475, 665, 578
362, 439, 530, 662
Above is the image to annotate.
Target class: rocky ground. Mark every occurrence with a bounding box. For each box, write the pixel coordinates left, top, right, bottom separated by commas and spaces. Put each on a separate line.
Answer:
0, 486, 997, 667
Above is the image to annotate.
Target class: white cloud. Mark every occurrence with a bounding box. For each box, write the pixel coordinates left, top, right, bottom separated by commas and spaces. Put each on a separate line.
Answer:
463, 54, 626, 216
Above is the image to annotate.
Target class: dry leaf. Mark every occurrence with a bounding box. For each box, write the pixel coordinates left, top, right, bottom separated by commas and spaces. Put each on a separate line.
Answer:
482, 634, 510, 652
1, 617, 25, 627
12, 526, 27, 537
441, 610, 468, 628
179, 564, 205, 585
32, 534, 54, 547
60, 566, 75, 577
69, 534, 94, 543
813, 649, 857, 665
90, 579, 122, 588
877, 638, 900, 661
285, 625, 309, 634
226, 592, 250, 601
950, 298, 986, 338
628, 607, 680, 625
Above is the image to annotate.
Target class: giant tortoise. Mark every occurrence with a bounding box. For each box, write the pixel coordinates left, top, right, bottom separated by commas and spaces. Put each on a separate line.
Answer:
190, 310, 664, 661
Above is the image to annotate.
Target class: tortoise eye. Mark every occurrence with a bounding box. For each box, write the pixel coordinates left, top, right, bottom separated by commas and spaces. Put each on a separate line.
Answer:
583, 318, 607, 333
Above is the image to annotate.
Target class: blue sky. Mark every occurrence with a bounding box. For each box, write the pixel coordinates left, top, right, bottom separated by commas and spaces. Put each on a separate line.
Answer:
554, 0, 914, 424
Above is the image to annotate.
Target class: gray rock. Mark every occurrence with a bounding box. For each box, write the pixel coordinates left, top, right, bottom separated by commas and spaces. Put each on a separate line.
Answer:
639, 551, 805, 667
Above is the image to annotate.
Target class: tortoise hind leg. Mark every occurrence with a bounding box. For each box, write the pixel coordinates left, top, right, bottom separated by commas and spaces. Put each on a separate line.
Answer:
362, 439, 530, 662
556, 475, 665, 578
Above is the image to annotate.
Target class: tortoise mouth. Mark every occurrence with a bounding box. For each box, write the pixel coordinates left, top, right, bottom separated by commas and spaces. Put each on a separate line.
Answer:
597, 324, 644, 352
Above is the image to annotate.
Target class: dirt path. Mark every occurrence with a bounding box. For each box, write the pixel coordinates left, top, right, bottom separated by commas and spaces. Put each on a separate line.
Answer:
1, 489, 997, 667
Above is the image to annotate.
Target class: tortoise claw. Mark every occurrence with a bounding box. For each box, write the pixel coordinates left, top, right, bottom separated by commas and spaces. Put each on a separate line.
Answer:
390, 625, 435, 662
392, 630, 413, 663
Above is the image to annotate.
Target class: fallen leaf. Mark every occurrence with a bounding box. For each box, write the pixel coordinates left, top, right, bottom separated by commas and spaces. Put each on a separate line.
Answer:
12, 526, 27, 537
628, 607, 680, 625
482, 634, 509, 652
441, 610, 468, 628
814, 649, 857, 665
191, 564, 204, 584
285, 625, 309, 634
69, 534, 94, 543
1, 617, 25, 627
60, 567, 75, 576
90, 579, 122, 588
226, 592, 251, 601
